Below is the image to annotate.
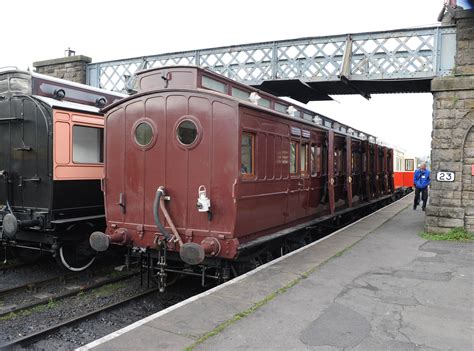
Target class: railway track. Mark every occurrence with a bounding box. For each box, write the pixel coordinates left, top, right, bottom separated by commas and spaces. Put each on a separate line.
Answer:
0, 287, 159, 349
0, 270, 86, 296
0, 270, 140, 318
0, 260, 30, 272
0, 265, 136, 297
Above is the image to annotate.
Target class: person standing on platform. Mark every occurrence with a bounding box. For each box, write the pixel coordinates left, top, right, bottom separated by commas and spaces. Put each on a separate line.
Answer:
413, 162, 431, 211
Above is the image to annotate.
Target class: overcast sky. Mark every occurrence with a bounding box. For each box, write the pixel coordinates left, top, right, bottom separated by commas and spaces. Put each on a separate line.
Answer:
2, 0, 449, 157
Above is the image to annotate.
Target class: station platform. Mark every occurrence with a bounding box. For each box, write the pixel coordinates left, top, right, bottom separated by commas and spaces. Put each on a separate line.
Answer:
79, 194, 473, 351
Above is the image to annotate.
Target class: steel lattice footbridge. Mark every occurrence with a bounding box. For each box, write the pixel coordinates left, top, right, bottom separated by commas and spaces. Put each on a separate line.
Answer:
87, 25, 456, 102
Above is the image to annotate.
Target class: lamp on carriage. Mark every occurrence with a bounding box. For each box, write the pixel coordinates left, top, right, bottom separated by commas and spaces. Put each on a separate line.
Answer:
249, 92, 261, 105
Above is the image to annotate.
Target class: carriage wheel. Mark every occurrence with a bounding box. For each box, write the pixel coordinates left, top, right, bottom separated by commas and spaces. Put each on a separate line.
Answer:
57, 242, 96, 272
56, 222, 97, 272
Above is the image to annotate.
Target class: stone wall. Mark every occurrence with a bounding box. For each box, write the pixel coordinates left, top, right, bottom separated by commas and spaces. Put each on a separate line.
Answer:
32, 55, 92, 84
425, 9, 474, 232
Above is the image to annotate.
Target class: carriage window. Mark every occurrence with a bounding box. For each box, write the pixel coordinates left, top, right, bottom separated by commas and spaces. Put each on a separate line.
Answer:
303, 113, 313, 121
241, 132, 254, 176
0, 78, 7, 93
335, 150, 344, 175
316, 145, 321, 174
378, 153, 384, 173
396, 157, 403, 172
231, 87, 250, 100
321, 145, 329, 175
352, 152, 361, 173
405, 159, 414, 172
202, 76, 227, 93
290, 141, 299, 174
135, 121, 154, 146
372, 152, 377, 173
301, 144, 308, 174
275, 103, 287, 113
258, 98, 271, 108
177, 120, 198, 145
72, 125, 104, 164
339, 150, 345, 174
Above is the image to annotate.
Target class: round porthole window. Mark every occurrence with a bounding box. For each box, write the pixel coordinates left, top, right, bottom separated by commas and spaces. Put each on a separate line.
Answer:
177, 120, 198, 145
135, 121, 154, 146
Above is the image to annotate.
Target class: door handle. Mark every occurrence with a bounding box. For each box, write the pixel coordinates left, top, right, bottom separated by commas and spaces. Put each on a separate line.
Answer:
118, 192, 126, 214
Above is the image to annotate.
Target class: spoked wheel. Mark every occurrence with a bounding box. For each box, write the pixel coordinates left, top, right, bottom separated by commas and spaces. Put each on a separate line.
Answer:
56, 222, 97, 272
57, 242, 96, 272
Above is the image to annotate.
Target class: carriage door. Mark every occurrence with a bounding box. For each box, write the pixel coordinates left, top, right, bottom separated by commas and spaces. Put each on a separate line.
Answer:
104, 107, 127, 226
300, 130, 311, 217
387, 149, 394, 192
327, 130, 335, 214
373, 144, 380, 197
288, 136, 301, 222
364, 141, 371, 200
7, 97, 45, 209
383, 147, 389, 194
345, 136, 353, 207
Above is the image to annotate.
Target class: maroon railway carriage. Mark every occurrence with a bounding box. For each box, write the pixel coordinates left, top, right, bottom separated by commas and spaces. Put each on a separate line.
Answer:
90, 66, 395, 287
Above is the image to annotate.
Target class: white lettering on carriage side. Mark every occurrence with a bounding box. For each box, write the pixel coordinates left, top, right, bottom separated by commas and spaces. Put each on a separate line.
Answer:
436, 171, 455, 182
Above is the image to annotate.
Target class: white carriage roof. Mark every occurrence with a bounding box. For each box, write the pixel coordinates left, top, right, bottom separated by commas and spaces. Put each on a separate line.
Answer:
34, 95, 101, 114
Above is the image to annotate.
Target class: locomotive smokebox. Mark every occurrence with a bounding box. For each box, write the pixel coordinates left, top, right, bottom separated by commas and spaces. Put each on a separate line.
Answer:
2, 213, 18, 239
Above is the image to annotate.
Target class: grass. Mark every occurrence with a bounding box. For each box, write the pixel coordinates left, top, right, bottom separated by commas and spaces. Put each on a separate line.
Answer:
333, 242, 357, 258
0, 298, 58, 321
184, 249, 345, 351
419, 227, 474, 241
183, 277, 302, 351
93, 282, 126, 298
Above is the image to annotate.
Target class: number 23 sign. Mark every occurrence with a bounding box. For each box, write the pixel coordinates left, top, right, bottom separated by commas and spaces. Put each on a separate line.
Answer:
436, 171, 455, 182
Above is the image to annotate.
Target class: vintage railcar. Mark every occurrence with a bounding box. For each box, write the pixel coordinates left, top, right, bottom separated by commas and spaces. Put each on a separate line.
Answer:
0, 69, 124, 270
89, 66, 398, 287
393, 149, 420, 188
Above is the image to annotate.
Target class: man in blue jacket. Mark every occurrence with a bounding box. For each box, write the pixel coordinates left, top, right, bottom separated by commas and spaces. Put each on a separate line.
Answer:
413, 163, 431, 211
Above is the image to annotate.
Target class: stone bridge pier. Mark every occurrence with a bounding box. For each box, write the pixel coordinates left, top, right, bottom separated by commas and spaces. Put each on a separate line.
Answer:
426, 9, 474, 232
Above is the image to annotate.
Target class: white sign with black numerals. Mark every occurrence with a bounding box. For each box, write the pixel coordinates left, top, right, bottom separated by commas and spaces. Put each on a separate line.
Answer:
436, 171, 455, 182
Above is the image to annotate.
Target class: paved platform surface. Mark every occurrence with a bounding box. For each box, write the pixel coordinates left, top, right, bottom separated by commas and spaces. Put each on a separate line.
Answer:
80, 194, 474, 351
